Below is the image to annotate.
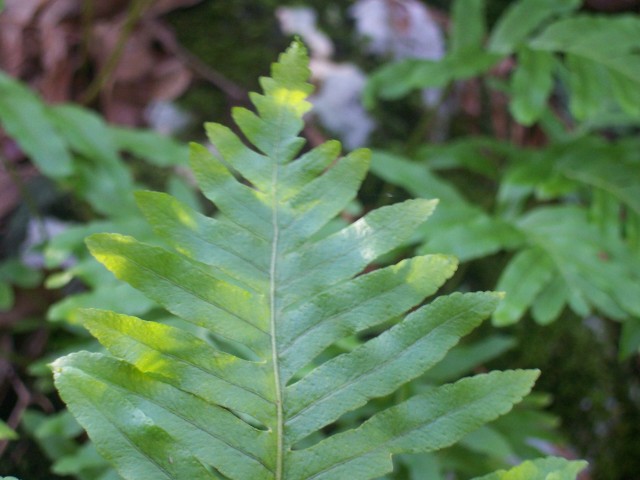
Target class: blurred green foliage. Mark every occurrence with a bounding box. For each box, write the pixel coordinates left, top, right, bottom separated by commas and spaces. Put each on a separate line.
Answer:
362, 0, 640, 478
0, 0, 638, 478
0, 70, 194, 479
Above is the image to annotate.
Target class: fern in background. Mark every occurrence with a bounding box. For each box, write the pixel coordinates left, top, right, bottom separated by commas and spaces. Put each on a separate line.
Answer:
365, 0, 640, 126
364, 0, 640, 358
356, 2, 640, 474
0, 70, 192, 479
49, 42, 585, 479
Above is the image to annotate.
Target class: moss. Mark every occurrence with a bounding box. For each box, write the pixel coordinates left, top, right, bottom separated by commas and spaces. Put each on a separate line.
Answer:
500, 313, 640, 480
165, 1, 286, 128
168, 1, 285, 87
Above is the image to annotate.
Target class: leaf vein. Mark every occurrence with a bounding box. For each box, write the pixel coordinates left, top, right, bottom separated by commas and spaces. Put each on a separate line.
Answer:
118, 254, 270, 336
110, 331, 273, 405
86, 368, 274, 473
303, 385, 505, 479
287, 305, 474, 424
280, 281, 409, 356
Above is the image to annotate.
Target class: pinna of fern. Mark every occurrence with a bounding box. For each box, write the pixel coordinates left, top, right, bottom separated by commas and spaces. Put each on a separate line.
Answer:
50, 41, 583, 480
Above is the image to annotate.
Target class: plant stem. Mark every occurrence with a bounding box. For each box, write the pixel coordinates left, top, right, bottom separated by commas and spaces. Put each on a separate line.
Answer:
270, 160, 284, 479
0, 155, 47, 242
79, 0, 152, 105
79, 0, 94, 69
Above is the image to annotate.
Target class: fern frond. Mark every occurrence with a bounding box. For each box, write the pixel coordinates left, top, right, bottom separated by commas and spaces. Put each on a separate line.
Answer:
52, 41, 538, 480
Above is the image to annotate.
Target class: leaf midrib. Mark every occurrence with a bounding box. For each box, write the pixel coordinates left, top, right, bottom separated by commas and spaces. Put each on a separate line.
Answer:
278, 205, 426, 296
268, 105, 290, 480
280, 277, 419, 356
270, 173, 284, 479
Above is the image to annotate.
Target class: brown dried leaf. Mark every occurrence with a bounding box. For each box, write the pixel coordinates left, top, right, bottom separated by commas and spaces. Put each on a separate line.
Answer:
91, 19, 156, 82
150, 58, 192, 100
3, 0, 47, 24
36, 0, 79, 101
0, 0, 46, 75
0, 0, 200, 126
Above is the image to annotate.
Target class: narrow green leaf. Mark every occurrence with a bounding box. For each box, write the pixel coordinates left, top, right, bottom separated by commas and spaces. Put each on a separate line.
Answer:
46, 105, 122, 171
402, 453, 442, 480
472, 456, 588, 480
110, 126, 189, 167
531, 275, 567, 325
488, 0, 580, 54
610, 70, 640, 117
279, 255, 458, 380
364, 59, 450, 105
46, 104, 135, 215
450, 0, 486, 55
619, 318, 640, 359
0, 72, 72, 177
81, 309, 274, 422
280, 140, 341, 200
285, 292, 501, 442
205, 122, 272, 190
559, 153, 640, 217
190, 142, 274, 240
566, 54, 610, 121
86, 234, 270, 349
460, 424, 515, 460
531, 15, 640, 56
289, 370, 539, 480
493, 247, 555, 326
48, 281, 155, 325
510, 48, 555, 125
425, 335, 516, 383
0, 259, 41, 288
280, 199, 438, 300
0, 283, 12, 311
52, 352, 270, 479
135, 191, 270, 291
530, 15, 640, 84
371, 151, 462, 202
50, 442, 113, 477
282, 149, 370, 247
0, 419, 17, 440
445, 50, 503, 80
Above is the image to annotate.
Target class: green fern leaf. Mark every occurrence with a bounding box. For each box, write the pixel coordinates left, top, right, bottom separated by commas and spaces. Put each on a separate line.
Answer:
472, 456, 588, 480
52, 41, 539, 480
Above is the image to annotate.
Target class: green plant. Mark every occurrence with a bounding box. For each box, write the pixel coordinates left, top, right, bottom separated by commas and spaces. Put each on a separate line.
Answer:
0, 69, 192, 478
356, 1, 640, 475
371, 138, 640, 333
0, 70, 192, 324
362, 0, 640, 351
50, 42, 586, 479
0, 422, 16, 442
474, 456, 587, 480
365, 0, 640, 126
